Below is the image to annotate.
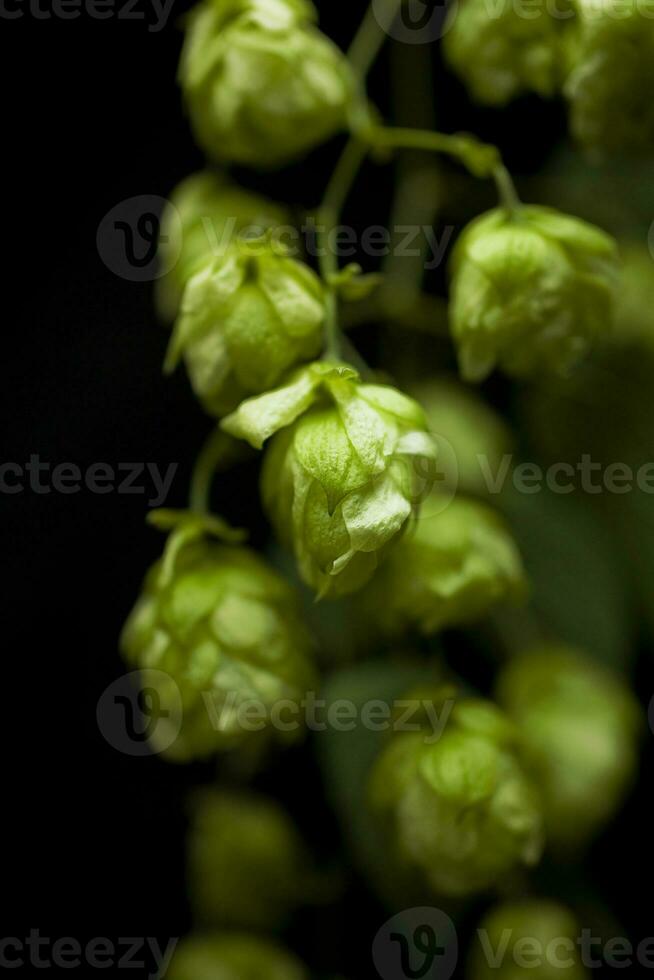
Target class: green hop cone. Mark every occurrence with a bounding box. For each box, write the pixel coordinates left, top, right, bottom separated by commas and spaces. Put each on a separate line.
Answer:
409, 377, 513, 496
156, 170, 288, 323
165, 240, 326, 417
187, 788, 314, 931
222, 363, 438, 598
362, 496, 527, 636
469, 900, 589, 980
565, 0, 654, 154
166, 934, 307, 980
449, 205, 619, 382
496, 646, 641, 849
120, 511, 316, 761
369, 690, 543, 897
179, 0, 355, 167
444, 0, 572, 106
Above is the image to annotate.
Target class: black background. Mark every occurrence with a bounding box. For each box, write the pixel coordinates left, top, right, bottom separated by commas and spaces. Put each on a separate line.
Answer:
3, 0, 652, 975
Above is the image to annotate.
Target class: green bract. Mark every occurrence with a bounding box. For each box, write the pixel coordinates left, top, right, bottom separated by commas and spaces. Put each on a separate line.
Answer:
165, 242, 325, 417
409, 377, 513, 495
166, 934, 307, 980
179, 0, 354, 167
469, 900, 588, 980
120, 511, 315, 761
565, 0, 654, 154
496, 646, 640, 849
187, 788, 313, 931
222, 363, 438, 598
449, 205, 619, 382
444, 0, 571, 106
369, 690, 543, 896
156, 170, 288, 323
362, 496, 526, 636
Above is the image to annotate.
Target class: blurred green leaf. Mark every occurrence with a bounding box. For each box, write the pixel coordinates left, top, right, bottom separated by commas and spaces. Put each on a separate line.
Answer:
497, 484, 635, 670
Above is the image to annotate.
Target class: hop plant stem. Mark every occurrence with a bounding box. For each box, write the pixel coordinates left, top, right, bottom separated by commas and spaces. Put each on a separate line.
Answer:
369, 125, 520, 212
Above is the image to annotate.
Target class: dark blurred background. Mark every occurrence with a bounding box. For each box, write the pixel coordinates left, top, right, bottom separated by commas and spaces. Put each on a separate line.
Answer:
3, 1, 653, 975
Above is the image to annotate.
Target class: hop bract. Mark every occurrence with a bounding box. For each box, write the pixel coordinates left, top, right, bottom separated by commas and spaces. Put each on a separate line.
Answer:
444, 0, 570, 106
469, 900, 588, 980
496, 646, 640, 849
369, 690, 543, 896
222, 363, 438, 598
187, 789, 313, 931
165, 241, 325, 417
166, 934, 307, 980
449, 205, 619, 382
565, 0, 654, 154
179, 0, 354, 167
120, 511, 315, 761
156, 170, 288, 323
363, 497, 526, 636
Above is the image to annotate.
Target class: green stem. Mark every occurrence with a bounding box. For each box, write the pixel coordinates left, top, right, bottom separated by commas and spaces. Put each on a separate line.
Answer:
347, 0, 405, 80
493, 163, 522, 213
317, 0, 403, 359
369, 125, 521, 212
317, 137, 369, 358
189, 428, 242, 515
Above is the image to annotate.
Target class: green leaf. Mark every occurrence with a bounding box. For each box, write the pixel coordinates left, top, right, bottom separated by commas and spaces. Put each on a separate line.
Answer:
497, 484, 635, 670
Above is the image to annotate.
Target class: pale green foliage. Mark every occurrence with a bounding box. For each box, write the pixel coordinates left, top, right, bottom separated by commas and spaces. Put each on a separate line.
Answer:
369, 690, 543, 896
179, 0, 354, 166
156, 170, 288, 322
565, 0, 654, 153
362, 496, 526, 635
166, 934, 307, 980
223, 363, 437, 598
469, 900, 589, 980
120, 512, 315, 760
496, 646, 640, 848
449, 205, 619, 382
444, 0, 571, 105
165, 242, 325, 417
187, 789, 312, 930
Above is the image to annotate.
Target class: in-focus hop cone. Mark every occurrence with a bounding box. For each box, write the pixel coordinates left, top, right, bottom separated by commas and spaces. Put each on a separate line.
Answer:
156, 170, 289, 324
449, 205, 619, 383
166, 238, 326, 417
120, 511, 316, 761
222, 363, 438, 598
